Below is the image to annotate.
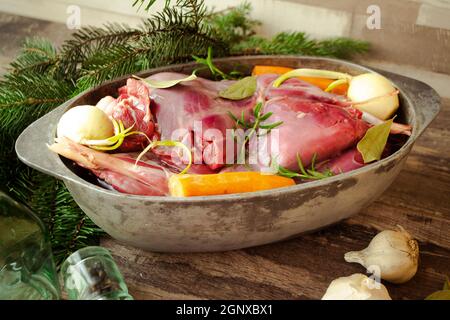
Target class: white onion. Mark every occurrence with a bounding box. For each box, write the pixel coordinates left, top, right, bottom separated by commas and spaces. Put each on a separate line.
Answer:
56, 105, 114, 144
273, 69, 400, 121
347, 73, 399, 120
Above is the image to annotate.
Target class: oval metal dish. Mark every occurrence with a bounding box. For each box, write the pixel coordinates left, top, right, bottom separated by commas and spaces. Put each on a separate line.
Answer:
15, 56, 440, 252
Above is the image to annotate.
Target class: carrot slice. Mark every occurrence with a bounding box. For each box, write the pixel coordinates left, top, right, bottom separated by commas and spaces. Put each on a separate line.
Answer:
251, 65, 348, 95
169, 172, 295, 197
299, 76, 348, 95
252, 65, 294, 76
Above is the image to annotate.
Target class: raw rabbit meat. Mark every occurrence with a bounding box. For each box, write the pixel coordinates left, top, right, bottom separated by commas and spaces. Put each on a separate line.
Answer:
253, 95, 370, 170
146, 72, 257, 170
96, 78, 156, 152
50, 71, 411, 196
49, 138, 169, 196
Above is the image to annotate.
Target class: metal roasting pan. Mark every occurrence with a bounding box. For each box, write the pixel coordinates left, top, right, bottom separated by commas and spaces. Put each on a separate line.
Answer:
15, 56, 441, 252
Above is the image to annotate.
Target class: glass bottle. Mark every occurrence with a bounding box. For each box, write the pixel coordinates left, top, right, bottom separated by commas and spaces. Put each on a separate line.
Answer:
0, 191, 61, 300
61, 246, 133, 300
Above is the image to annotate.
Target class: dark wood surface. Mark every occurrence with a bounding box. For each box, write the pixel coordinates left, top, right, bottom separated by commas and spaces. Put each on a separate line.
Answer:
102, 98, 450, 300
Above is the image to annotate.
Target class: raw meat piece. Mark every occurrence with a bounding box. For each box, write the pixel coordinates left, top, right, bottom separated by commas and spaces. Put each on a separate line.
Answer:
146, 72, 257, 170
49, 138, 169, 196
252, 96, 370, 170
96, 78, 156, 152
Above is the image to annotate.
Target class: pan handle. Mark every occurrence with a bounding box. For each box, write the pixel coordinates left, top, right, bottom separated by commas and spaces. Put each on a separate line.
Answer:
15, 101, 76, 181
378, 70, 441, 138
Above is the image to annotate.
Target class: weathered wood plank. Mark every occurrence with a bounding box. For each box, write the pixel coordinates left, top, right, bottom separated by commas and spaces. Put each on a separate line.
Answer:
0, 13, 72, 76
102, 223, 449, 300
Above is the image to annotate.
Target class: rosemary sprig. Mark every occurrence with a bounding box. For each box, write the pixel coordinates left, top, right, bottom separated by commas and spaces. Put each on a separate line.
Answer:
228, 102, 283, 163
192, 47, 243, 80
276, 153, 334, 180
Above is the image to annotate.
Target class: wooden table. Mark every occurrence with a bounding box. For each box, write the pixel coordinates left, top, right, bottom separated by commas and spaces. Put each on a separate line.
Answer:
102, 98, 450, 300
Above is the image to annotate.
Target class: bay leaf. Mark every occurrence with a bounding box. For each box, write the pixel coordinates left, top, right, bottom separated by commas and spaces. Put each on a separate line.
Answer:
425, 290, 450, 300
444, 277, 450, 291
133, 73, 197, 89
219, 76, 257, 100
357, 118, 393, 163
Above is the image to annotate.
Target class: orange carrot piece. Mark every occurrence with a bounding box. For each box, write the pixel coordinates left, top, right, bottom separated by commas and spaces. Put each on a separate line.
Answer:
251, 65, 348, 95
169, 172, 295, 197
299, 76, 349, 95
252, 65, 294, 76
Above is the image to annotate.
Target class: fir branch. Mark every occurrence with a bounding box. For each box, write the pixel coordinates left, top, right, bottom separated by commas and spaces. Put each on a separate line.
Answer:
0, 73, 73, 141
133, 0, 167, 11
0, 70, 101, 266
60, 23, 141, 63
75, 5, 226, 90
132, 0, 199, 13
9, 38, 58, 75
232, 32, 369, 58
204, 2, 260, 45
314, 38, 370, 59
75, 44, 151, 91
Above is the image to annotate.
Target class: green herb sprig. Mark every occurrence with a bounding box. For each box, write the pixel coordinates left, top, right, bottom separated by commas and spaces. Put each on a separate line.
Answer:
228, 102, 283, 163
192, 47, 242, 80
276, 153, 334, 180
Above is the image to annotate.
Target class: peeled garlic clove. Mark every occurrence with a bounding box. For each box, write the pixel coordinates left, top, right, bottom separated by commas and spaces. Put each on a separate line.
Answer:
344, 226, 419, 284
322, 273, 391, 300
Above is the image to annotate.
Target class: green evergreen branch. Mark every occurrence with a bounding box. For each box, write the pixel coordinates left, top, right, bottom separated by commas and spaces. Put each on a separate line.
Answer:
60, 23, 141, 61
0, 97, 66, 108
232, 32, 369, 58
204, 2, 259, 45
71, 3, 226, 91
9, 38, 58, 75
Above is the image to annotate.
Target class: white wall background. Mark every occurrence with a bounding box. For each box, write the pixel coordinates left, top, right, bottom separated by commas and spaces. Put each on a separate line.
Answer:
0, 0, 353, 39
1, 0, 449, 96
1, 0, 449, 38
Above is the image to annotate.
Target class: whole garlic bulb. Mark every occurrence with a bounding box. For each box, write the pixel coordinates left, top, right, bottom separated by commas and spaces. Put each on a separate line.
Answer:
344, 226, 419, 284
322, 273, 391, 300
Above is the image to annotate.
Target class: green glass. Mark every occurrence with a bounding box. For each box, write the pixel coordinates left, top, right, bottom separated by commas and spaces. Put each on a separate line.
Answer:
61, 246, 133, 300
0, 191, 60, 300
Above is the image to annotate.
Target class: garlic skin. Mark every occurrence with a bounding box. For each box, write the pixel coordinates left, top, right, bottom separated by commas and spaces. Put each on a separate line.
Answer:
344, 226, 419, 284
322, 273, 391, 300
